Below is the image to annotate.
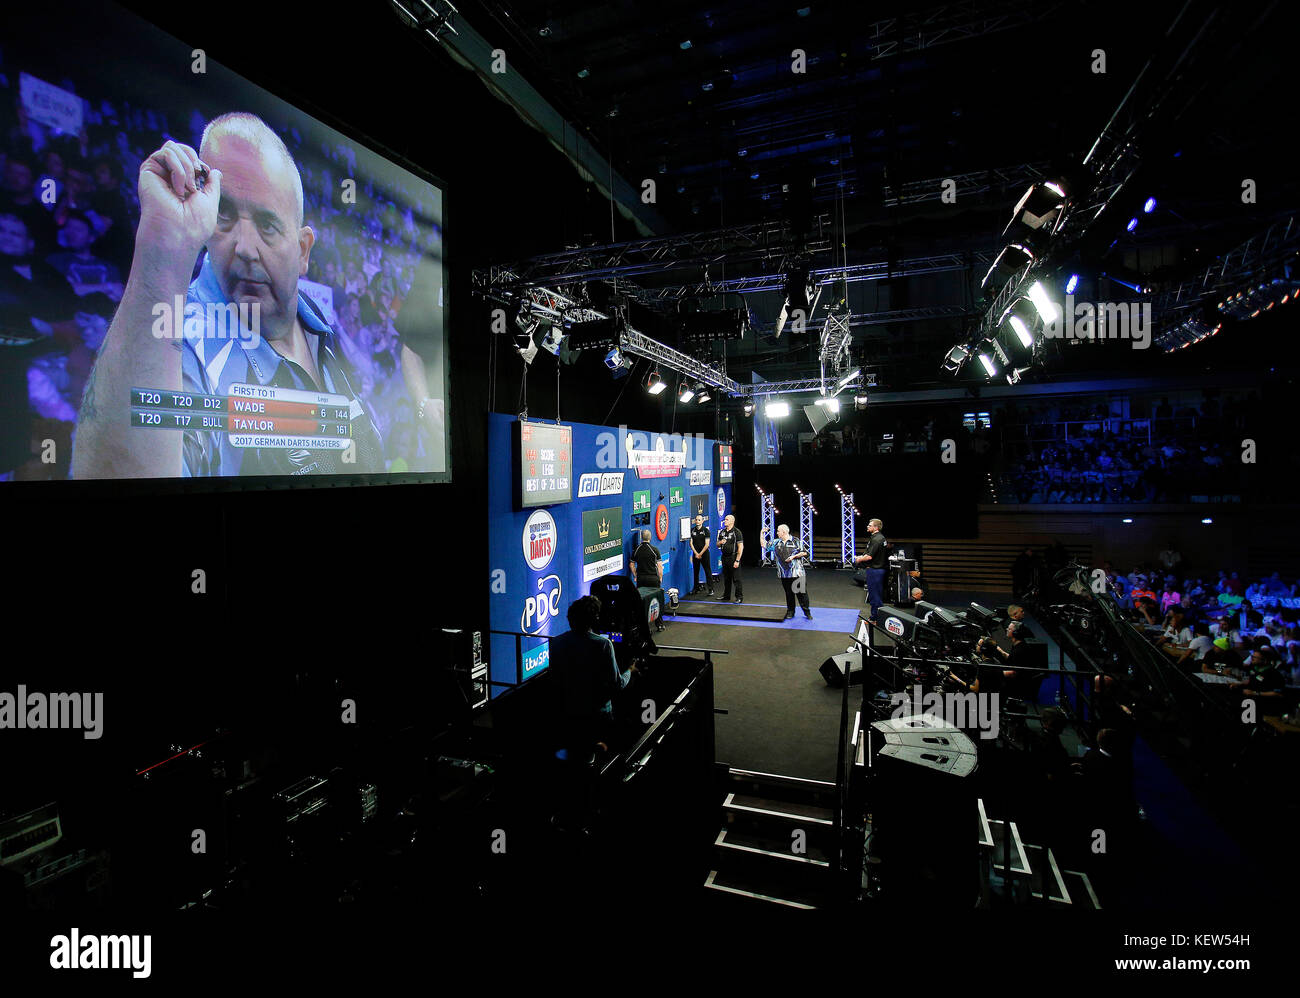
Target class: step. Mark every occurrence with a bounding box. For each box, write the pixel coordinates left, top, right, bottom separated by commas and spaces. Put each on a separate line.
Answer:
1061, 869, 1103, 910
710, 830, 836, 904
1024, 842, 1071, 904
723, 769, 838, 810
723, 792, 834, 825
715, 827, 834, 868
722, 795, 836, 854
702, 869, 818, 909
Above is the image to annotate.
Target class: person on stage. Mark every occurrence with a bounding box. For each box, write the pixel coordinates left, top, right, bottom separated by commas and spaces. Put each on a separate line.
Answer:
689, 514, 715, 596
763, 523, 812, 620
853, 517, 887, 621
716, 513, 745, 604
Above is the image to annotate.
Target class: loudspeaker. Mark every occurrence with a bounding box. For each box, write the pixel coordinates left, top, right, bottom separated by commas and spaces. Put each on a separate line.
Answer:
820, 652, 863, 688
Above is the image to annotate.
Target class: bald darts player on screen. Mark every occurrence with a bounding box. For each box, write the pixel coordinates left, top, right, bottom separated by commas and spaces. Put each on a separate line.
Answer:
71, 113, 443, 478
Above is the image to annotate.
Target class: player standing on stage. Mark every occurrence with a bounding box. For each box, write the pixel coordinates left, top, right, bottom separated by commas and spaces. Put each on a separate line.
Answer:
764, 523, 812, 621
716, 514, 745, 604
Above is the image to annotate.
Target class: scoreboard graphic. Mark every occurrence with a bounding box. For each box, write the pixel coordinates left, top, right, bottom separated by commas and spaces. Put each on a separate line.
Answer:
715, 442, 734, 484
131, 384, 353, 449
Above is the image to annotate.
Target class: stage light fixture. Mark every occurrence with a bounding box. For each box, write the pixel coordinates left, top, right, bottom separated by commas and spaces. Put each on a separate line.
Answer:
836, 368, 861, 390
981, 242, 1036, 289
646, 371, 667, 395
564, 312, 626, 350
1002, 181, 1067, 236
676, 301, 749, 342
604, 348, 632, 378
1065, 273, 1080, 294
942, 344, 971, 374
743, 402, 754, 416
774, 260, 820, 338
1126, 217, 1139, 232
1006, 365, 1032, 385
538, 324, 565, 356
765, 400, 790, 418
679, 383, 695, 404
696, 385, 712, 404
1026, 281, 1060, 324
854, 392, 869, 410
814, 397, 840, 413
1143, 197, 1157, 213
976, 339, 1007, 378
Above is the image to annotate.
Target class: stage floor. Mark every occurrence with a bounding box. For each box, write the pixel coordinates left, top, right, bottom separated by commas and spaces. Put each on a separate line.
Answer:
655, 567, 1006, 781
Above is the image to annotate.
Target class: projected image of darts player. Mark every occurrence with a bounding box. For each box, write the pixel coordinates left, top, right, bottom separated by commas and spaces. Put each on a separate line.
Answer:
72, 113, 393, 477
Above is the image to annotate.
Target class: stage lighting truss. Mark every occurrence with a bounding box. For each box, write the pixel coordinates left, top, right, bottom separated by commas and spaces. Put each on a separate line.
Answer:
389, 0, 459, 41
819, 301, 853, 382
1162, 315, 1222, 352
1216, 277, 1296, 321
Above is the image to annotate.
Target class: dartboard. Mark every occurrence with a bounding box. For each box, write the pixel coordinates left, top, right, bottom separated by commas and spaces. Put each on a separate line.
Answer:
655, 503, 670, 541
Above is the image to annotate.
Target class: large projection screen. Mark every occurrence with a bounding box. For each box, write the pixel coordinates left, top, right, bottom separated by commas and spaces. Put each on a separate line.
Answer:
0, 1, 449, 484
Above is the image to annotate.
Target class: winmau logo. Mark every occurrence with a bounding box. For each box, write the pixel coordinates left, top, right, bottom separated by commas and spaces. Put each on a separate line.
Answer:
50, 929, 151, 978
1042, 295, 1152, 349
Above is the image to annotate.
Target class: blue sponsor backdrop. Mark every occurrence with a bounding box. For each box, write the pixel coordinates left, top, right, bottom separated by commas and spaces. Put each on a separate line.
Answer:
487, 412, 732, 692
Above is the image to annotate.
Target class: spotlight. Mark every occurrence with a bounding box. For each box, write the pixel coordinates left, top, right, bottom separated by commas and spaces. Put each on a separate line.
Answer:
1126, 217, 1139, 232
1143, 197, 1157, 213
1006, 365, 1032, 385
765, 400, 790, 418
646, 371, 667, 395
696, 386, 712, 404
774, 260, 820, 338
981, 242, 1036, 288
814, 397, 840, 413
1065, 273, 1080, 294
942, 344, 970, 374
679, 383, 695, 404
1201, 517, 1213, 524
1002, 181, 1067, 237
1026, 281, 1060, 324
1122, 518, 1133, 524
854, 392, 869, 410
538, 324, 565, 356
743, 402, 754, 416
604, 348, 632, 378
975, 339, 1006, 378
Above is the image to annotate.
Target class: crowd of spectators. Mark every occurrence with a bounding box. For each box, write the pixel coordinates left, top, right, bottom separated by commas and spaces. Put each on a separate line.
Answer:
1, 56, 440, 477
1097, 547, 1300, 699
994, 394, 1261, 504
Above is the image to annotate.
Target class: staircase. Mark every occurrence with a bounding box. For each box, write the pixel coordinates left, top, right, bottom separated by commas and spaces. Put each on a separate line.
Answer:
703, 769, 839, 909
977, 797, 1101, 908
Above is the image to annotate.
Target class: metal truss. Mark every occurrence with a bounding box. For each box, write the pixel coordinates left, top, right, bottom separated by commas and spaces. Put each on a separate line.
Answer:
643, 252, 990, 302
740, 373, 876, 399
1152, 212, 1299, 348
881, 162, 1054, 208
793, 486, 816, 560
820, 306, 853, 378
621, 326, 742, 395
389, 0, 459, 40
474, 216, 834, 293
757, 488, 777, 564
966, 1, 1224, 357
838, 488, 858, 569
867, 0, 1065, 61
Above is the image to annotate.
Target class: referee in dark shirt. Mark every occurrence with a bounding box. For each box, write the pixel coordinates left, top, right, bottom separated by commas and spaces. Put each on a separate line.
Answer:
689, 514, 715, 596
853, 518, 888, 621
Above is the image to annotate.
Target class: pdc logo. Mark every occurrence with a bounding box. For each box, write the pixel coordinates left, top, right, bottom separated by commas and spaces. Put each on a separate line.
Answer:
716, 488, 726, 518
884, 616, 906, 637
523, 510, 557, 571
522, 574, 563, 634
647, 598, 661, 625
